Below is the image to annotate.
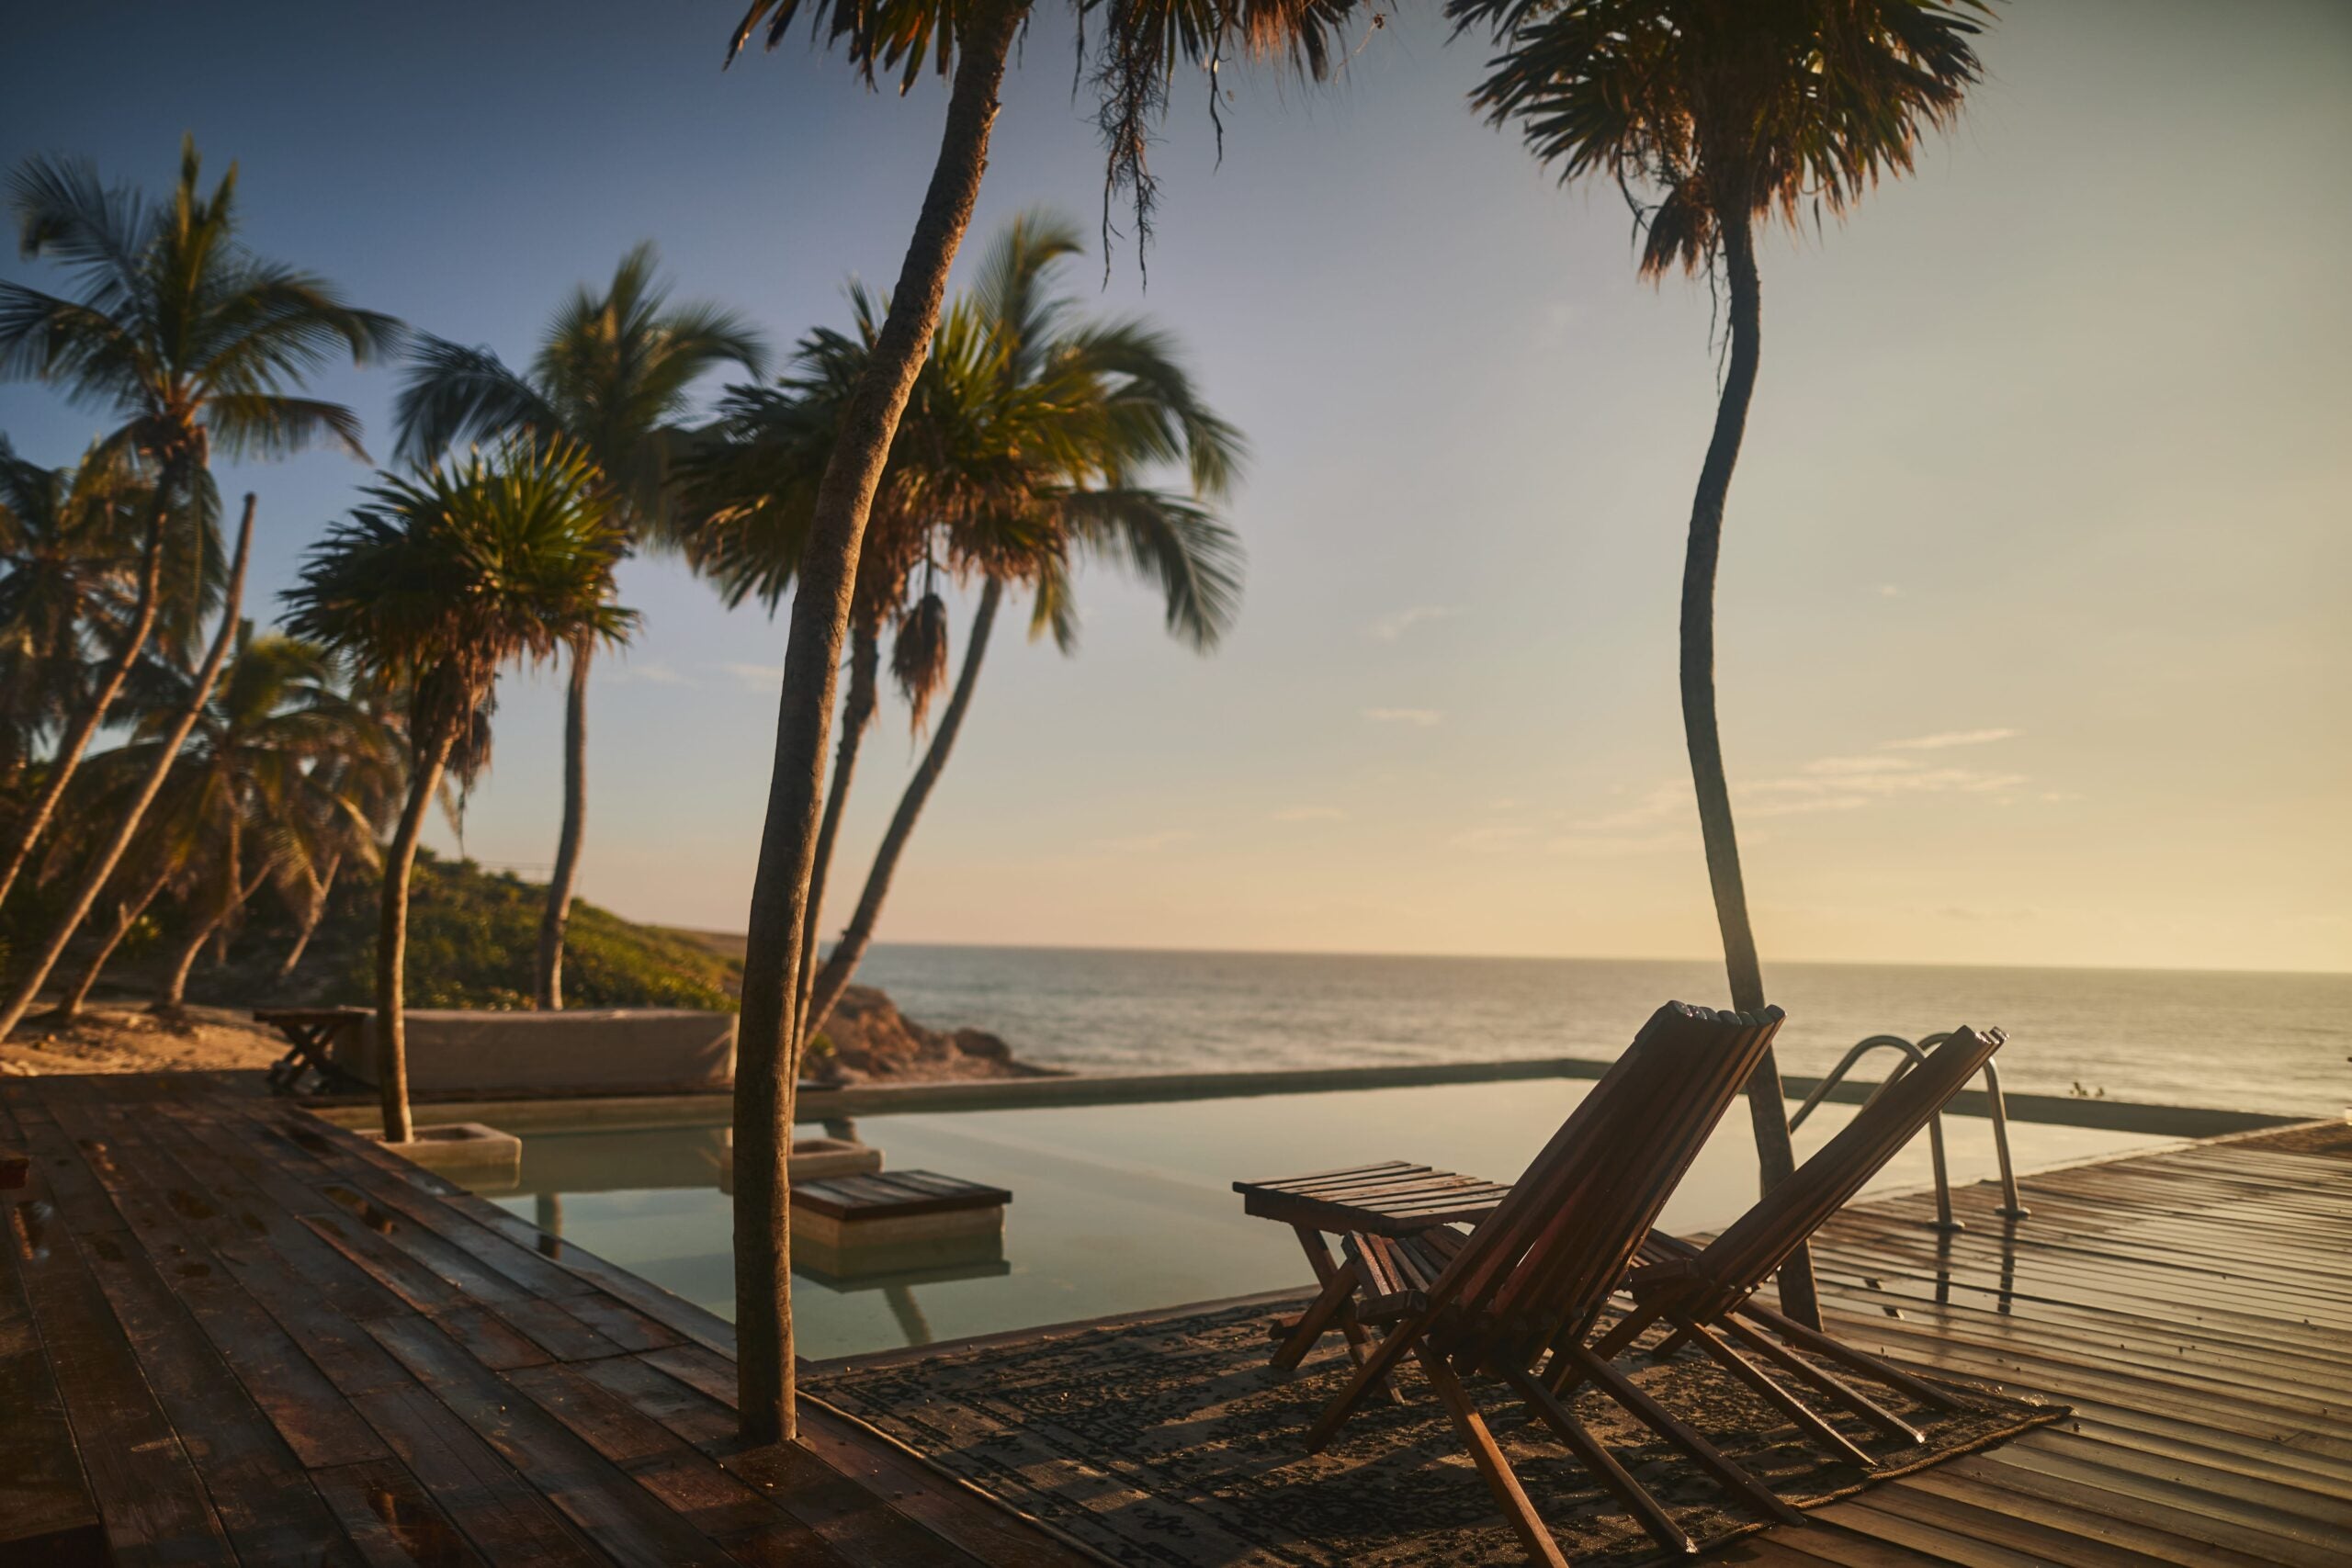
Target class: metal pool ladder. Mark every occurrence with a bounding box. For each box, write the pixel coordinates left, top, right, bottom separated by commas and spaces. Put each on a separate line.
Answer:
1790, 1032, 2030, 1233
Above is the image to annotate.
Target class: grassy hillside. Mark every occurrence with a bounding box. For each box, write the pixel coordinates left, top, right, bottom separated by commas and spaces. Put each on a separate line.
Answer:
316, 854, 743, 1010
17, 851, 745, 1012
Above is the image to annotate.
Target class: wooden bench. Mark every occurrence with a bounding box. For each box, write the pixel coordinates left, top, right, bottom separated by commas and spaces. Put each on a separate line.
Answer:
791, 1170, 1011, 1249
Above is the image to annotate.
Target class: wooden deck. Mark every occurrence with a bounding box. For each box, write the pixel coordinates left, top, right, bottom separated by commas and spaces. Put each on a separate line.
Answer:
6, 1069, 2348, 1566
0, 1072, 1092, 1567
1728, 1119, 2352, 1567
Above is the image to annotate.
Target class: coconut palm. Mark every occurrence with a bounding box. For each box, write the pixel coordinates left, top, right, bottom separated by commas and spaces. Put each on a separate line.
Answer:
0, 437, 154, 792
0, 136, 400, 908
392, 246, 766, 1009
1449, 0, 1990, 1325
282, 441, 635, 1144
721, 0, 1363, 1439
683, 212, 1241, 1054
0, 499, 252, 1041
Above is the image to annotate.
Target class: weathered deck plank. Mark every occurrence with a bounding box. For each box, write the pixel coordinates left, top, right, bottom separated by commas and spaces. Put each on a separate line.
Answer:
0, 1073, 1091, 1567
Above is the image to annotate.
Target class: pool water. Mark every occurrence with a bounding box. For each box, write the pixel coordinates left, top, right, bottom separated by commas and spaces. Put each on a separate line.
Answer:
480, 1079, 2173, 1361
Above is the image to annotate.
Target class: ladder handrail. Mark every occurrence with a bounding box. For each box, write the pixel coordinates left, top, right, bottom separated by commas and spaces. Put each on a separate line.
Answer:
1788, 1032, 2029, 1232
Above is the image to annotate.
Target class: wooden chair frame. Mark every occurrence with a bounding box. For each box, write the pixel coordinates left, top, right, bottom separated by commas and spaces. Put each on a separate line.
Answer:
1569, 1026, 2012, 1464
1297, 1003, 1797, 1564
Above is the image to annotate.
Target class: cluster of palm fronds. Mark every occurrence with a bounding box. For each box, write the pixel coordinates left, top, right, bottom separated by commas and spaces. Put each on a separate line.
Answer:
0, 139, 1248, 1072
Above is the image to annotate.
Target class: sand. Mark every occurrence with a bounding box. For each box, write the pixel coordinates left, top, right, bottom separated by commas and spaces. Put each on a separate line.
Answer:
0, 1003, 288, 1078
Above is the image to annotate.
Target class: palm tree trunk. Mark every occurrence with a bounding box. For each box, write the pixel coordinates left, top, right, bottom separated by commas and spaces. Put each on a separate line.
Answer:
793, 624, 880, 1040
535, 641, 594, 1010
733, 0, 1024, 1447
275, 851, 342, 982
0, 492, 173, 910
156, 801, 241, 1011
1680, 214, 1818, 1329
803, 580, 1001, 1043
0, 502, 252, 1041
378, 729, 456, 1145
53, 858, 175, 1019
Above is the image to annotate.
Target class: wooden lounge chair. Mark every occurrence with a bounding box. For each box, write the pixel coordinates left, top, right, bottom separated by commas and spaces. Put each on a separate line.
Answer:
1574, 1024, 2010, 1466
1295, 1002, 1798, 1565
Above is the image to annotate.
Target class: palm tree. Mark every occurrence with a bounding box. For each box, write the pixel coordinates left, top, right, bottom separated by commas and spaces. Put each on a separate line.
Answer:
129, 627, 393, 1010
392, 245, 766, 1009
0, 438, 153, 794
720, 0, 1365, 1440
282, 441, 635, 1144
828, 218, 1247, 1047
0, 136, 400, 908
0, 497, 253, 1041
1448, 0, 1990, 1325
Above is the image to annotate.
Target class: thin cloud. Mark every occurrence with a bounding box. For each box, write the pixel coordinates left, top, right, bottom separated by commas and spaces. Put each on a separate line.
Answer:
1364, 707, 1442, 727
1368, 606, 1457, 642
712, 660, 783, 688
1881, 728, 2020, 751
1273, 806, 1348, 822
616, 660, 695, 688
1092, 829, 1192, 854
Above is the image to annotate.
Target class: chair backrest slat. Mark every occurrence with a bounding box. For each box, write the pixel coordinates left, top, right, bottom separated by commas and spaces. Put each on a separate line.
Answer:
1421, 1002, 1785, 1350
1691, 1024, 2006, 1302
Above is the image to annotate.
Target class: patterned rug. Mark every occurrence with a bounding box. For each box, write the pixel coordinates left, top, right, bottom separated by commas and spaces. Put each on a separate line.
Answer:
806, 1296, 2066, 1567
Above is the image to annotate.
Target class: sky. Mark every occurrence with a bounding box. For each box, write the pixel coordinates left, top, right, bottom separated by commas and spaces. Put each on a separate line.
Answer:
4, 0, 2347, 975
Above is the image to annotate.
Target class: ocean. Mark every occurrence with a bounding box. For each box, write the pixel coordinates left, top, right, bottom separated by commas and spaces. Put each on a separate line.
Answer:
850, 944, 2352, 1119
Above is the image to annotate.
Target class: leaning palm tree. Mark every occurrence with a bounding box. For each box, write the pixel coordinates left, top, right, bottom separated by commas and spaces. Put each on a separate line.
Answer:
392, 246, 765, 1008
0, 136, 400, 908
818, 217, 1244, 1048
0, 438, 153, 793
720, 0, 1366, 1439
118, 628, 392, 1011
282, 441, 634, 1145
0, 498, 253, 1042
1448, 0, 1991, 1325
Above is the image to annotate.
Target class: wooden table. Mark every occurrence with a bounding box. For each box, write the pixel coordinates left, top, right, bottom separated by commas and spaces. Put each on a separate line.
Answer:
1233, 1159, 1512, 1368
250, 1006, 371, 1094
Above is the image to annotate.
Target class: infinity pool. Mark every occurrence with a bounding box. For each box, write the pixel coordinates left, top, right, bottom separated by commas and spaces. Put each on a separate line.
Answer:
475, 1079, 2174, 1360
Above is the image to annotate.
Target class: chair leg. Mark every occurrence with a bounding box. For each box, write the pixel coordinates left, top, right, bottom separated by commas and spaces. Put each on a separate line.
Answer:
1306, 1318, 1422, 1452
1415, 1347, 1570, 1568
1290, 1224, 1377, 1368
1558, 1344, 1805, 1529
1558, 1300, 1662, 1393
1500, 1364, 1696, 1557
1672, 1319, 1877, 1470
1733, 1300, 1959, 1412
1273, 1260, 1359, 1371
1714, 1314, 1924, 1445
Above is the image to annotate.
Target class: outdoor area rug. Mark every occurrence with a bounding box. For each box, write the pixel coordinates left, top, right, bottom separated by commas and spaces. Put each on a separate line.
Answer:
805, 1294, 2067, 1567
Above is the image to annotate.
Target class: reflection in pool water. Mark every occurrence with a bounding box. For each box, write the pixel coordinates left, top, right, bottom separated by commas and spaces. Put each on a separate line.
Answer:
480, 1078, 2176, 1361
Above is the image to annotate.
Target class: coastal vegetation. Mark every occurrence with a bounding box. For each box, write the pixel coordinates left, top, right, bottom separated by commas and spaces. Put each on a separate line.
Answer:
681, 209, 1242, 1058
282, 441, 637, 1142
393, 246, 767, 1010
0, 0, 2007, 1454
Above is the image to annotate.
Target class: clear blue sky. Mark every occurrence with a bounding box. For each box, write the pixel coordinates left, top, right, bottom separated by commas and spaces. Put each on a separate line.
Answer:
5, 0, 2347, 971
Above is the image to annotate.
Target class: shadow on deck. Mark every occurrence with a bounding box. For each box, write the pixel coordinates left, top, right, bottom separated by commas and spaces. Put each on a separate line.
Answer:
5, 1071, 2346, 1565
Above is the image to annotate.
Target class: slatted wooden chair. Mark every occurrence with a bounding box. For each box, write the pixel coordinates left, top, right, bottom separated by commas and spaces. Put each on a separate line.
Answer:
1573, 1025, 2010, 1471
1295, 1003, 1797, 1566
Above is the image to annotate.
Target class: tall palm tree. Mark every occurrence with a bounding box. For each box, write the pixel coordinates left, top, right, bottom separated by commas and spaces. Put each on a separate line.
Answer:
0, 497, 252, 1041
283, 441, 635, 1144
1448, 0, 1991, 1326
720, 0, 1364, 1439
392, 245, 766, 1009
0, 438, 153, 793
0, 136, 400, 908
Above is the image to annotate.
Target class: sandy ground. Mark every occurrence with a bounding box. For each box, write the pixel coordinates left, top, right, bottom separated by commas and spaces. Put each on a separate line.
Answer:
0, 1003, 288, 1077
